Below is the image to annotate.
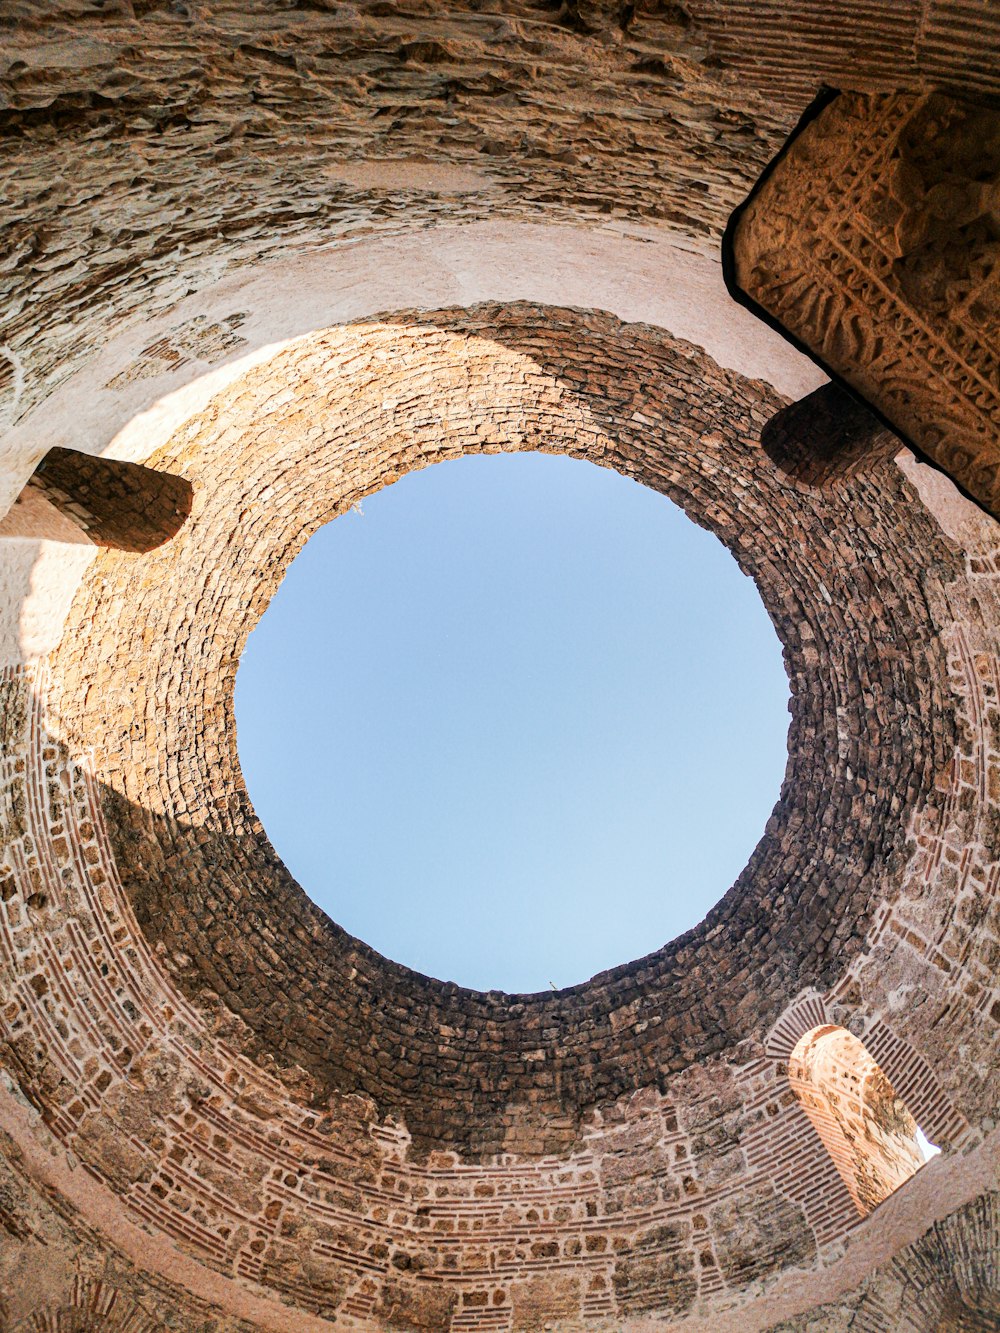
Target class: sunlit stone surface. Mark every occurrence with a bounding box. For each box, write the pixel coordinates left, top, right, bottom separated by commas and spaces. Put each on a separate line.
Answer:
0, 4, 998, 1329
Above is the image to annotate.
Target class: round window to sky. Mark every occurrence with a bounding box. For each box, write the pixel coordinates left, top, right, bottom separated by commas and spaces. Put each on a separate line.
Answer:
235, 452, 790, 993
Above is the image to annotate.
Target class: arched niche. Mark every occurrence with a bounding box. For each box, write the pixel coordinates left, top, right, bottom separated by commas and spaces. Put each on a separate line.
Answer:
789, 1024, 932, 1216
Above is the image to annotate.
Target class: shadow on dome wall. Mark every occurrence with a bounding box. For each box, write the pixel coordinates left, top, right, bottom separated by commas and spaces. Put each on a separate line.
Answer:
0, 687, 968, 1172
0, 445, 192, 553
37, 303, 968, 1158
759, 382, 905, 489
1, 670, 986, 1329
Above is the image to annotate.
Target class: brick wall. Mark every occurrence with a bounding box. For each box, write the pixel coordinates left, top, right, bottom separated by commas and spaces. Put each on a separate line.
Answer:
0, 304, 996, 1328
1, 2, 999, 1325
0, 448, 192, 552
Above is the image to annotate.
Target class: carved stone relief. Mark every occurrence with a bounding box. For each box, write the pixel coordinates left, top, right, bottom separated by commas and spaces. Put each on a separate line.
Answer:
729, 91, 1000, 518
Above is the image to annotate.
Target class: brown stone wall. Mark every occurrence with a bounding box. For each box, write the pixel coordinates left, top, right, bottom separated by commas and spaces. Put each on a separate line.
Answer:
42, 304, 965, 1157
0, 645, 992, 1326
0, 304, 997, 1328
0, 0, 787, 431
1, 2, 999, 1326
0, 447, 192, 552
758, 385, 904, 490
682, 0, 1000, 103
765, 1192, 1000, 1332
1, 1, 997, 433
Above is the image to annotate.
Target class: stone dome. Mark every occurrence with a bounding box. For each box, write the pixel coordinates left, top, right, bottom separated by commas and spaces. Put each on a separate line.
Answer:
0, 4, 998, 1330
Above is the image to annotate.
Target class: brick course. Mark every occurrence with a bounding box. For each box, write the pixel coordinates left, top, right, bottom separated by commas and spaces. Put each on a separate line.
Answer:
0, 304, 996, 1328
1, 1, 999, 1326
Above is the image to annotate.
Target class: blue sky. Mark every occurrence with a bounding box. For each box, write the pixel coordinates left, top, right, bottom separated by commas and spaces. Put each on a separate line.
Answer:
235, 452, 790, 994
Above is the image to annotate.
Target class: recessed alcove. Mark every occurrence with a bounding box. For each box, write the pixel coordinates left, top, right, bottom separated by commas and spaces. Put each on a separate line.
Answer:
788, 1024, 941, 1216
234, 451, 791, 993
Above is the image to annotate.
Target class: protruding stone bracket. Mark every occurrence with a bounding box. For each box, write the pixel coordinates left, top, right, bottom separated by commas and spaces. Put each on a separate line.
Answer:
761, 382, 903, 488
724, 88, 1000, 520
0, 446, 192, 553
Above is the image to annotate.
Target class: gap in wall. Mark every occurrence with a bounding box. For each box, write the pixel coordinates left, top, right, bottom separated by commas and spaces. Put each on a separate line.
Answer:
235, 452, 791, 992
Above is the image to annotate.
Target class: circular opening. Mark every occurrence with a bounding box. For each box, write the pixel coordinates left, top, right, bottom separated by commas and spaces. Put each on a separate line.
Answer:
235, 452, 789, 992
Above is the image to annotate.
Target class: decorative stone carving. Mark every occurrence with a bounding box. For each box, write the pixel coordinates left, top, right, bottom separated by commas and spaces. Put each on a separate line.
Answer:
728, 91, 1000, 519
2, 3, 1000, 1327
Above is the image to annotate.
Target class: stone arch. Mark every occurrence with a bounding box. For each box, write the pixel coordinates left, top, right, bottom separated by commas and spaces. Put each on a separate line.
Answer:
766, 995, 971, 1155
16, 1276, 165, 1333
0, 296, 994, 1327
0, 1, 999, 1326
788, 1023, 927, 1216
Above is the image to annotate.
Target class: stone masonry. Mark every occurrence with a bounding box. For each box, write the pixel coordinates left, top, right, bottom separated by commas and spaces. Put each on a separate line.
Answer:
1, 2, 998, 1329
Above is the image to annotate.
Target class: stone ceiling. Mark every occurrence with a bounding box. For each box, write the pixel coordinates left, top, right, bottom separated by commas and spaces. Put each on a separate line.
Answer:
1, 3, 998, 1330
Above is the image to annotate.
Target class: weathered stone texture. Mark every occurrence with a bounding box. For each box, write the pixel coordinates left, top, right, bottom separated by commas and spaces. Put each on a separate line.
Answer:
0, 447, 192, 551
2, 2, 997, 431
709, 1185, 816, 1289
43, 305, 966, 1158
731, 91, 1000, 519
765, 1193, 1000, 1333
0, 0, 788, 428
0, 306, 996, 1328
788, 1025, 925, 1217
758, 384, 904, 490
1, 2, 999, 1328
